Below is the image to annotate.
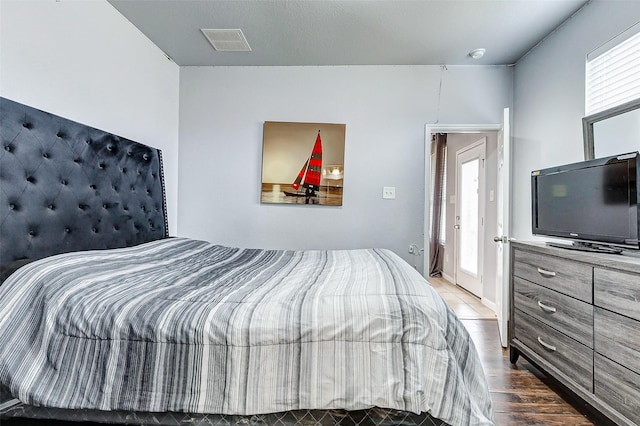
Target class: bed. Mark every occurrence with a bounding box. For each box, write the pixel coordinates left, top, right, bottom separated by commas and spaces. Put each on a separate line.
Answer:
0, 97, 495, 425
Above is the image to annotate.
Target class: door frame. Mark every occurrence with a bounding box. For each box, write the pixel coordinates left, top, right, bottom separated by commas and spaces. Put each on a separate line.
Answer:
423, 124, 502, 288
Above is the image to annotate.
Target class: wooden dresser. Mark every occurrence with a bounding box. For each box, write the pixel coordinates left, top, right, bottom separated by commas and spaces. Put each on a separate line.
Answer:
509, 241, 640, 426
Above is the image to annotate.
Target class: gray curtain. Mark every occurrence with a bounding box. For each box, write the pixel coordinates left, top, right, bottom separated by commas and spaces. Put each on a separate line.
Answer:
430, 133, 446, 277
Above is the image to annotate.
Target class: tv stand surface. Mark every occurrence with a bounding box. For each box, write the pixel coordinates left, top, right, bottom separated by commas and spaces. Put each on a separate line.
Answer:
547, 241, 623, 254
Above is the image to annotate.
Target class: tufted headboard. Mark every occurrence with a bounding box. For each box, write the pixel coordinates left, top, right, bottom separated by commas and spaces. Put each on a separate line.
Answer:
0, 97, 168, 269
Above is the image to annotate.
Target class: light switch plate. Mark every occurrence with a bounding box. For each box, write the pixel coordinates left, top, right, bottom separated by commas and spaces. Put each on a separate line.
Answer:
383, 186, 396, 199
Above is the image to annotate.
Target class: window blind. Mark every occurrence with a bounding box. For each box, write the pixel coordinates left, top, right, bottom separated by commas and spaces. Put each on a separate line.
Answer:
586, 25, 640, 115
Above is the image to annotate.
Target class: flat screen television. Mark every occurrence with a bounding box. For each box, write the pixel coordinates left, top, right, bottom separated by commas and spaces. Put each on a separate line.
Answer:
531, 152, 640, 253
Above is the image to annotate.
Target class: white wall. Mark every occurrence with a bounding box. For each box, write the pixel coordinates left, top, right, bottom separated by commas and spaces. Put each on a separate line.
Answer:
0, 0, 180, 233
179, 65, 512, 270
512, 0, 640, 241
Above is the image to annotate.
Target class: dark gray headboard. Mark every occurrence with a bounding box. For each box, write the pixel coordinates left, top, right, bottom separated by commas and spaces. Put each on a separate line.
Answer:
0, 97, 168, 268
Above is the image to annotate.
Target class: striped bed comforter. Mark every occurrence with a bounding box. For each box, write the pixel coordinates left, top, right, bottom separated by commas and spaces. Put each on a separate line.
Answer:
0, 237, 494, 426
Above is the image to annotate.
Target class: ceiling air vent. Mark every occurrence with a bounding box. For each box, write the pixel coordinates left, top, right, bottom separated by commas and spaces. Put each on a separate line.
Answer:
201, 29, 251, 52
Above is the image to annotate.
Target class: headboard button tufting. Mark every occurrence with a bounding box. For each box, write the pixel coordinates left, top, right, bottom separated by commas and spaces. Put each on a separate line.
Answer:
0, 97, 167, 269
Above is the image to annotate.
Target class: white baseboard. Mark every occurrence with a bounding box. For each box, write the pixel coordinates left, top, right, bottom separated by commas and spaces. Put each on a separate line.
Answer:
442, 272, 455, 283
481, 298, 496, 313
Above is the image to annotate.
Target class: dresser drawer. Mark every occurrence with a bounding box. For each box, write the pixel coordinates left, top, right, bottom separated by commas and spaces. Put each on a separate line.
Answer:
513, 249, 592, 303
594, 268, 640, 322
594, 353, 640, 425
595, 307, 640, 375
514, 277, 593, 347
514, 309, 593, 391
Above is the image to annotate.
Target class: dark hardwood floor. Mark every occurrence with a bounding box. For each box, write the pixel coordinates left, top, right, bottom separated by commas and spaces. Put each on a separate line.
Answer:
2, 320, 612, 425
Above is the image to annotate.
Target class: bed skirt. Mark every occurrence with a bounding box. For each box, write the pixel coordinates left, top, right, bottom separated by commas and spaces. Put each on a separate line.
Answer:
2, 403, 449, 425
1, 384, 449, 425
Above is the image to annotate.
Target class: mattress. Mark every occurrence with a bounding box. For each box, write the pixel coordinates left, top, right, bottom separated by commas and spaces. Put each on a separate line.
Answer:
0, 237, 494, 425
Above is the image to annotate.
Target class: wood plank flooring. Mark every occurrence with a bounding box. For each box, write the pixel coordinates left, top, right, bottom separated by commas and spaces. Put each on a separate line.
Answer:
429, 277, 496, 319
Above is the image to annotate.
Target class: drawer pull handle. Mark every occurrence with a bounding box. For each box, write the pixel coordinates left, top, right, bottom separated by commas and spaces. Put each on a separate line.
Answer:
537, 267, 556, 278
537, 300, 557, 313
537, 337, 557, 352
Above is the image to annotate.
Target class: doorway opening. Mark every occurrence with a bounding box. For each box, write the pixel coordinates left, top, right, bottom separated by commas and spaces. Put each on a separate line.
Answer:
424, 126, 500, 317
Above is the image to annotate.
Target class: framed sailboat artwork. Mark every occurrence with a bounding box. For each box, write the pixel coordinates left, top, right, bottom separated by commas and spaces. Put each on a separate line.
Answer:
261, 121, 346, 206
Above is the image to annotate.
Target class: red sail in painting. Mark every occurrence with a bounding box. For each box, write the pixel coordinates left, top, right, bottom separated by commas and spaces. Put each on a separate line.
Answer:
291, 159, 309, 191
291, 131, 323, 194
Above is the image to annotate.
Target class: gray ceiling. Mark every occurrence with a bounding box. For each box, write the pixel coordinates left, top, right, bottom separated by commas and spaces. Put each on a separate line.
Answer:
108, 0, 590, 67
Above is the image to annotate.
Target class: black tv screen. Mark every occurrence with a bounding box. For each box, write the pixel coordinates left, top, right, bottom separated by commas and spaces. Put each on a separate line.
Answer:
531, 152, 639, 251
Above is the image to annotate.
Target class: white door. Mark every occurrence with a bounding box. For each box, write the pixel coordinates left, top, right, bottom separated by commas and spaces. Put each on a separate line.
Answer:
454, 139, 486, 297
495, 108, 511, 347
